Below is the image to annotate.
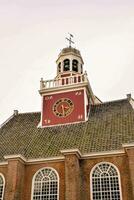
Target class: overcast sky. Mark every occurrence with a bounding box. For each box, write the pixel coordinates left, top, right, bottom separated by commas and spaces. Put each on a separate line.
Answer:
0, 0, 134, 124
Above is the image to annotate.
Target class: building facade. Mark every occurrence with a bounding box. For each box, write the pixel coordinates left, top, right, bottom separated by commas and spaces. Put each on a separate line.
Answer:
0, 44, 134, 200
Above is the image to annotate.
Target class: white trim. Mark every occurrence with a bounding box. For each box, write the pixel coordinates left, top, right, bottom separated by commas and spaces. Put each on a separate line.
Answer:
90, 162, 123, 200
4, 154, 65, 164
84, 87, 86, 121
0, 162, 8, 166
122, 143, 134, 148
38, 119, 87, 128
0, 149, 126, 165
41, 86, 86, 96
31, 167, 59, 200
4, 154, 26, 162
84, 87, 89, 121
3, 149, 126, 165
82, 149, 125, 158
60, 149, 82, 158
39, 95, 43, 127
129, 98, 134, 109
26, 156, 64, 164
0, 173, 5, 200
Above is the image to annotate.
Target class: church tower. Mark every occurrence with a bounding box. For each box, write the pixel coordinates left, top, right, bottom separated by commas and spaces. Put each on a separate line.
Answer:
39, 35, 99, 127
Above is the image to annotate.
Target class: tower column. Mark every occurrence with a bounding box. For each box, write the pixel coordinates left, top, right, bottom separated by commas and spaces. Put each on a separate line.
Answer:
61, 150, 81, 200
123, 145, 134, 198
4, 155, 25, 200
70, 58, 73, 71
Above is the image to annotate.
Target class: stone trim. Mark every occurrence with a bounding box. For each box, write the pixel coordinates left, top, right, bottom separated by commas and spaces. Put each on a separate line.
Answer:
2, 148, 128, 165
4, 154, 26, 164
122, 143, 134, 148
60, 149, 82, 159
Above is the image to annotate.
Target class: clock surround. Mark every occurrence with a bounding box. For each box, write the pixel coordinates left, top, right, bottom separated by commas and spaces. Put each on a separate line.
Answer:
53, 98, 74, 118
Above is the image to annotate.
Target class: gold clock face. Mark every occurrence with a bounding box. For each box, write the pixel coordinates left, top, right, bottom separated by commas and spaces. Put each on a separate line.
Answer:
53, 98, 74, 117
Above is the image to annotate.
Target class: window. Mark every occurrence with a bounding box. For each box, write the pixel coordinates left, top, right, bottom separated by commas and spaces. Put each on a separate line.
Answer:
32, 168, 59, 200
72, 59, 78, 72
91, 162, 122, 200
0, 174, 5, 200
63, 59, 70, 71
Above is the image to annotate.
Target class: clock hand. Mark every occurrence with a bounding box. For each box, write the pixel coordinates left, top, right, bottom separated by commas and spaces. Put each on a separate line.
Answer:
61, 104, 65, 115
64, 106, 69, 110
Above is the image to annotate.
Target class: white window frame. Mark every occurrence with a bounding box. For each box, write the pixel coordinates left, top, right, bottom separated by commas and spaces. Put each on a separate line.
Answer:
0, 173, 5, 200
90, 162, 122, 200
31, 167, 59, 200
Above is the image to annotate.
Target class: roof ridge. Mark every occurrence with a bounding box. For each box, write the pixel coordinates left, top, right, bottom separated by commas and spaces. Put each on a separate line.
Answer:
94, 98, 128, 106
18, 111, 41, 115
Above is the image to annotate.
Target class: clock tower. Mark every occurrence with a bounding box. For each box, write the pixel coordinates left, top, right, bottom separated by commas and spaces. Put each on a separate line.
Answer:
39, 39, 99, 127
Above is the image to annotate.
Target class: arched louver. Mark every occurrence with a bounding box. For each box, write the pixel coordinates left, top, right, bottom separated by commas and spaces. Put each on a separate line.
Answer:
63, 59, 70, 71
72, 59, 78, 72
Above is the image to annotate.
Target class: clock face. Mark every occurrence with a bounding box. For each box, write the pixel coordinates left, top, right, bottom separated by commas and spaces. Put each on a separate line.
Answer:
53, 98, 74, 117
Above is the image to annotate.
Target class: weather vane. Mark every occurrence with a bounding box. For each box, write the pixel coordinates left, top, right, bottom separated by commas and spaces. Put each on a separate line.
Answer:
66, 33, 74, 47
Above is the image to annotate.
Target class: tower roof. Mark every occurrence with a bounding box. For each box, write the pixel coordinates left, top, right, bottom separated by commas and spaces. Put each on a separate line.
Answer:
56, 47, 84, 64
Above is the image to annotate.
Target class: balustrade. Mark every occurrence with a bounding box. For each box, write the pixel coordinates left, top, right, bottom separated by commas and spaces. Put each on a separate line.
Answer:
40, 73, 88, 90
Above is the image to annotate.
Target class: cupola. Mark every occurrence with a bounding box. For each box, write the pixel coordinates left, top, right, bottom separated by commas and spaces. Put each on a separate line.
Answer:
56, 47, 84, 78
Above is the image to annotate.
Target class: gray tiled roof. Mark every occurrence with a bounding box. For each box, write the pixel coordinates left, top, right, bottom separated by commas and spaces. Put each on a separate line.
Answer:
0, 99, 134, 161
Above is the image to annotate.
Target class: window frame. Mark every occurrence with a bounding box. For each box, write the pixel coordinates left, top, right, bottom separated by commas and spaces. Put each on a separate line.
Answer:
90, 162, 122, 200
31, 167, 59, 200
0, 173, 5, 200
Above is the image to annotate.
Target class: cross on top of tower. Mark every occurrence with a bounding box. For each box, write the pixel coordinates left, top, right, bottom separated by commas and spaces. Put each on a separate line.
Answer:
66, 33, 74, 47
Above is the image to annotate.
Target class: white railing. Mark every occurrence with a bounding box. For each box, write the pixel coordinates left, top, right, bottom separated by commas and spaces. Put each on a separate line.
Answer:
40, 72, 88, 90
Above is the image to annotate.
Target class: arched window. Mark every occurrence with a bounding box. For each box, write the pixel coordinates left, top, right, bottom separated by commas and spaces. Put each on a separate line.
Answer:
32, 168, 59, 200
0, 174, 5, 200
58, 62, 61, 73
72, 59, 78, 72
91, 162, 122, 200
63, 59, 70, 71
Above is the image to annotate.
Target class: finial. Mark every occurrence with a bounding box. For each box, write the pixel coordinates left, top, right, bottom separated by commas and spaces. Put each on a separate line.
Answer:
66, 33, 74, 48
14, 110, 19, 116
126, 93, 131, 100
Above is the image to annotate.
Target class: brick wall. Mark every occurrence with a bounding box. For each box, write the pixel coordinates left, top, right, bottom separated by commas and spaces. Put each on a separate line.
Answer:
0, 151, 133, 200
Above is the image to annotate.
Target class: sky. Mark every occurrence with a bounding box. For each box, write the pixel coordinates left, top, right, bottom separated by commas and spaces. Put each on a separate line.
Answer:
0, 0, 134, 124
